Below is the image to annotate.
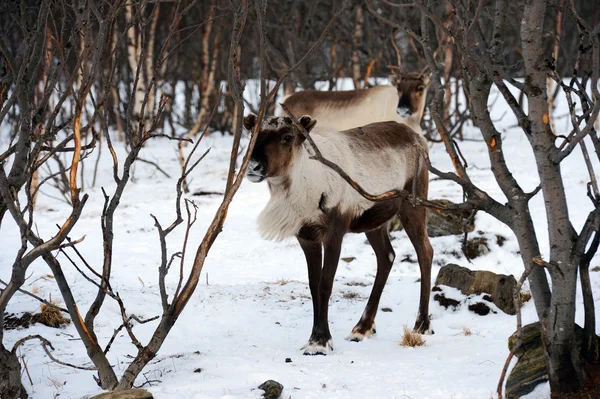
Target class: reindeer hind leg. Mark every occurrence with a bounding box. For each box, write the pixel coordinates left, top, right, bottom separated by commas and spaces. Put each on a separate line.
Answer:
399, 201, 434, 334
348, 224, 395, 342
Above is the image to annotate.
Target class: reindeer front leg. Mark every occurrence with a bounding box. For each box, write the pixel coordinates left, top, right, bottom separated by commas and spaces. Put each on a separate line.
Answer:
300, 230, 344, 355
297, 236, 322, 341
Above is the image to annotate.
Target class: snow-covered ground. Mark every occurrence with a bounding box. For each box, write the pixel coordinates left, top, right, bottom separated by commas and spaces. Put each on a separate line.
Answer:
1, 81, 599, 399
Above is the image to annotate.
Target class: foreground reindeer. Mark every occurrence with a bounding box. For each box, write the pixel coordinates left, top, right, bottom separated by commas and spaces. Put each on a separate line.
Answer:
244, 114, 433, 355
282, 72, 431, 134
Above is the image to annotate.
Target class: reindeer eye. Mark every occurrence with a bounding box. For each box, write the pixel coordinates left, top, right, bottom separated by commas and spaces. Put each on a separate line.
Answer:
282, 135, 294, 143
417, 86, 425, 92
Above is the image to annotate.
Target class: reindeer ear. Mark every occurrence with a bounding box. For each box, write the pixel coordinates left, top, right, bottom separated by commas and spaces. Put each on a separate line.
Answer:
389, 74, 400, 86
299, 115, 317, 133
243, 113, 257, 131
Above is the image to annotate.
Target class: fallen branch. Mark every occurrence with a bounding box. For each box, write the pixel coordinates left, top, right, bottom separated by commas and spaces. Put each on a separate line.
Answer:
12, 334, 97, 371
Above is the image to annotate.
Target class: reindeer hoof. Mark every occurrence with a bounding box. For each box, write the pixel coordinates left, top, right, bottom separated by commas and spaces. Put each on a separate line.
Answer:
347, 323, 376, 342
302, 340, 333, 355
413, 320, 434, 335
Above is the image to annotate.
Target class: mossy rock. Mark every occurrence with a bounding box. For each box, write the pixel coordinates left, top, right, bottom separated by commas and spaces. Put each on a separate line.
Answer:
435, 264, 517, 314
258, 380, 284, 399
91, 389, 153, 399
389, 199, 475, 237
506, 322, 594, 399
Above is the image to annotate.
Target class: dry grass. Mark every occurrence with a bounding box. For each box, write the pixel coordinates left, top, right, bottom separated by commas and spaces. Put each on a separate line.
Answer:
342, 291, 360, 300
268, 278, 300, 286
462, 326, 472, 336
399, 326, 426, 347
31, 286, 40, 295
520, 291, 532, 303
35, 302, 71, 328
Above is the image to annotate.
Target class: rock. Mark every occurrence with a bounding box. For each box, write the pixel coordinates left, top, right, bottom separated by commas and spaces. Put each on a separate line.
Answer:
258, 380, 284, 399
505, 323, 549, 399
505, 322, 592, 398
390, 199, 475, 237
463, 237, 490, 259
90, 389, 153, 399
435, 264, 517, 314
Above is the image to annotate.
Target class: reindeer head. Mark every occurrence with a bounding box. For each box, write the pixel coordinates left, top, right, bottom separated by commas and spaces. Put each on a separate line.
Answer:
243, 114, 317, 183
389, 71, 431, 120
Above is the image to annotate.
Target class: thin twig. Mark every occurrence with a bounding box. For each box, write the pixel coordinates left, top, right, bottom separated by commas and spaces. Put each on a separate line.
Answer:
12, 334, 97, 370
0, 278, 68, 313
136, 157, 171, 178
497, 263, 533, 398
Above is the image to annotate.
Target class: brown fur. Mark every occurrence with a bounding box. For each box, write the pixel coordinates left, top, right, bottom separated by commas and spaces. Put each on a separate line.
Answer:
343, 122, 425, 152
391, 72, 431, 118
282, 72, 431, 131
283, 89, 373, 115
244, 114, 433, 354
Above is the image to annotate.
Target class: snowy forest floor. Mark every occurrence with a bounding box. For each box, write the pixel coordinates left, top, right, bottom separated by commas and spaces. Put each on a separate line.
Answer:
1, 87, 599, 398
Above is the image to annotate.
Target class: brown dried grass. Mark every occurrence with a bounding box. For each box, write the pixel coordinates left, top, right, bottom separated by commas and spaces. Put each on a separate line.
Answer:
399, 326, 425, 347
35, 302, 70, 328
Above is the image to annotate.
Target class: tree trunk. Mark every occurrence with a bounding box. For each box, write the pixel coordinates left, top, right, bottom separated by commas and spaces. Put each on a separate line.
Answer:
0, 346, 26, 399
580, 247, 598, 363
145, 3, 159, 125
521, 0, 584, 391
441, 1, 454, 130
467, 74, 552, 320
125, 2, 152, 140
116, 313, 176, 389
510, 204, 552, 318
351, 5, 363, 90
546, 0, 563, 135
187, 2, 220, 140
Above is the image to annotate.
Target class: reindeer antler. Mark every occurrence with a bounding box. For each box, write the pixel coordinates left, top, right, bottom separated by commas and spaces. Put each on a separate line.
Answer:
389, 34, 405, 74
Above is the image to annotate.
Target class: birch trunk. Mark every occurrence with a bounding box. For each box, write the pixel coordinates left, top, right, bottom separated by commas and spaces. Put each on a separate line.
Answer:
521, 0, 584, 391
187, 2, 219, 140
546, 0, 563, 135
351, 5, 363, 90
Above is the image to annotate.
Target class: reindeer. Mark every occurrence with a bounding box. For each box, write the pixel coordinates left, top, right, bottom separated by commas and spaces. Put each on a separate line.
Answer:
281, 72, 431, 134
244, 114, 433, 355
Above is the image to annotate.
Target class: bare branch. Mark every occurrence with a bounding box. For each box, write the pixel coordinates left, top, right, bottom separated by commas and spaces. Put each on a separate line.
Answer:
0, 278, 68, 313
12, 334, 96, 371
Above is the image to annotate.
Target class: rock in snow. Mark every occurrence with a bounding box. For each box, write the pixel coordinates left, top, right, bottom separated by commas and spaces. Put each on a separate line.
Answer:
258, 380, 284, 399
435, 263, 517, 314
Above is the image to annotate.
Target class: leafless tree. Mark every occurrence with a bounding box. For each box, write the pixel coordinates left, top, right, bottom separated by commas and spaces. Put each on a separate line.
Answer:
0, 0, 349, 397
367, 0, 599, 394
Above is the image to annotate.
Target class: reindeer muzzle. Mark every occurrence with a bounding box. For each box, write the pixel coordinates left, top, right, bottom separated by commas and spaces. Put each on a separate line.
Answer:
246, 159, 267, 183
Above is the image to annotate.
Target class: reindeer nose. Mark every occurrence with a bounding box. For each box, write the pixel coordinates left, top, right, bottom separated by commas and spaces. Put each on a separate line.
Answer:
252, 163, 261, 172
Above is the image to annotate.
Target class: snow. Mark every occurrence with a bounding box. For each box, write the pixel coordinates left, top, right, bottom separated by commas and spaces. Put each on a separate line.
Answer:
1, 81, 599, 399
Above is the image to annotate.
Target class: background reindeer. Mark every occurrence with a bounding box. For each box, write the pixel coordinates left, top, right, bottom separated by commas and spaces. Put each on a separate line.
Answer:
281, 72, 431, 134
243, 114, 433, 355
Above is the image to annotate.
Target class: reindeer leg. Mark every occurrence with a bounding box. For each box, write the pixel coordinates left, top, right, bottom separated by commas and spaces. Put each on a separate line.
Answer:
302, 230, 344, 355
348, 225, 395, 342
297, 236, 323, 346
399, 202, 434, 335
